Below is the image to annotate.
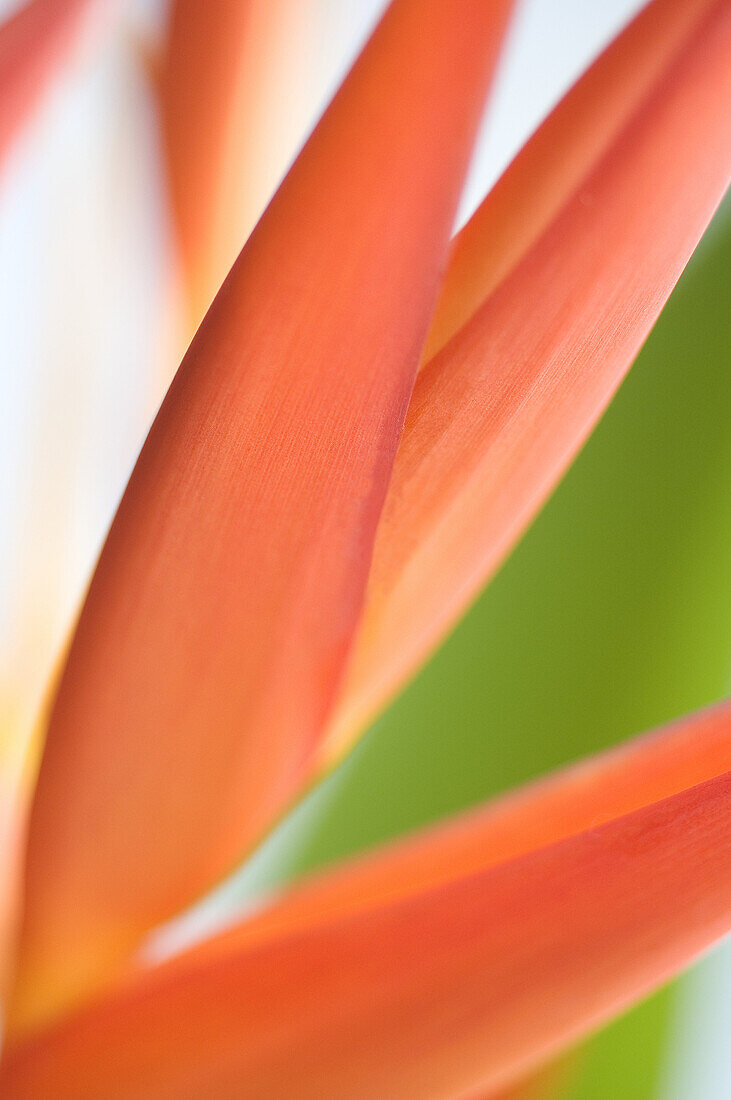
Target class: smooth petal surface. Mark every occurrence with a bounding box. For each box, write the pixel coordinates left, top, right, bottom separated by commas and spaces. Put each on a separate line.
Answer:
326, 0, 731, 754
2, 702, 729, 1097
290, 179, 731, 1100
159, 0, 312, 331
423, 0, 720, 361
170, 699, 731, 958
10, 0, 512, 1031
0, 0, 91, 170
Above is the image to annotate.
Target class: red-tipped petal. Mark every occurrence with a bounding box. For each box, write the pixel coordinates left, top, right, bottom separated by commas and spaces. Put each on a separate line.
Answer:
10, 0, 513, 1031
159, 0, 310, 330
327, 0, 731, 753
2, 703, 729, 1097
0, 0, 92, 171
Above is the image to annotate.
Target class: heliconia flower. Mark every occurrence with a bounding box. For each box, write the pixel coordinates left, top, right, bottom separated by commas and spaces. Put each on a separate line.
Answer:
0, 0, 729, 1094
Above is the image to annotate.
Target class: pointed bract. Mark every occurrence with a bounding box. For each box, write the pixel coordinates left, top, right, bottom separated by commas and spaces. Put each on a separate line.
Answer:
327, 0, 731, 754
423, 0, 720, 360
169, 700, 731, 959
10, 0, 512, 1030
2, 702, 729, 1097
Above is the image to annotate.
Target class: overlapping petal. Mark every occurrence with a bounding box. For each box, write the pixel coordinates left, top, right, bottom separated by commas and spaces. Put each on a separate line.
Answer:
172, 699, 731, 955
423, 0, 720, 360
158, 0, 311, 331
0, 0, 92, 170
326, 0, 731, 754
2, 701, 729, 1096
10, 0, 513, 1031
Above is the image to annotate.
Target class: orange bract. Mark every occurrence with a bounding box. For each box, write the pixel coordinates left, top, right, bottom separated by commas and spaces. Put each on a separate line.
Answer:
190, 700, 731, 955
10, 0, 512, 1031
1, 0, 730, 1092
2, 703, 729, 1097
326, 0, 731, 754
422, 0, 719, 361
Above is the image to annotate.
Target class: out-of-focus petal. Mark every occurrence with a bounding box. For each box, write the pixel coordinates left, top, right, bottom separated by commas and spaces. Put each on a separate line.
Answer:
158, 0, 313, 331
9, 0, 513, 1032
0, 738, 25, 1002
423, 0, 720, 361
326, 0, 731, 754
0, 0, 92, 171
480, 1058, 575, 1100
2, 703, 729, 1097
0, 0, 97, 999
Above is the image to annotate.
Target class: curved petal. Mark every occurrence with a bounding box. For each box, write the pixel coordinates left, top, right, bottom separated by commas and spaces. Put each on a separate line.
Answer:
0, 0, 92, 171
158, 0, 312, 331
326, 0, 731, 754
2, 703, 729, 1097
423, 0, 720, 361
171, 699, 731, 957
10, 0, 513, 1032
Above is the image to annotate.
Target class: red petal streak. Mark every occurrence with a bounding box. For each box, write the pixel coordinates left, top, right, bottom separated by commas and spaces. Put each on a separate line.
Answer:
0, 0, 92, 171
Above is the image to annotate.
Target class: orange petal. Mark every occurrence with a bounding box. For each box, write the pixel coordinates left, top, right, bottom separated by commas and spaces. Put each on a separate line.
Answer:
158, 0, 312, 332
0, 0, 92, 171
10, 0, 513, 1032
176, 698, 731, 957
423, 0, 721, 361
2, 702, 729, 1097
326, 0, 731, 755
